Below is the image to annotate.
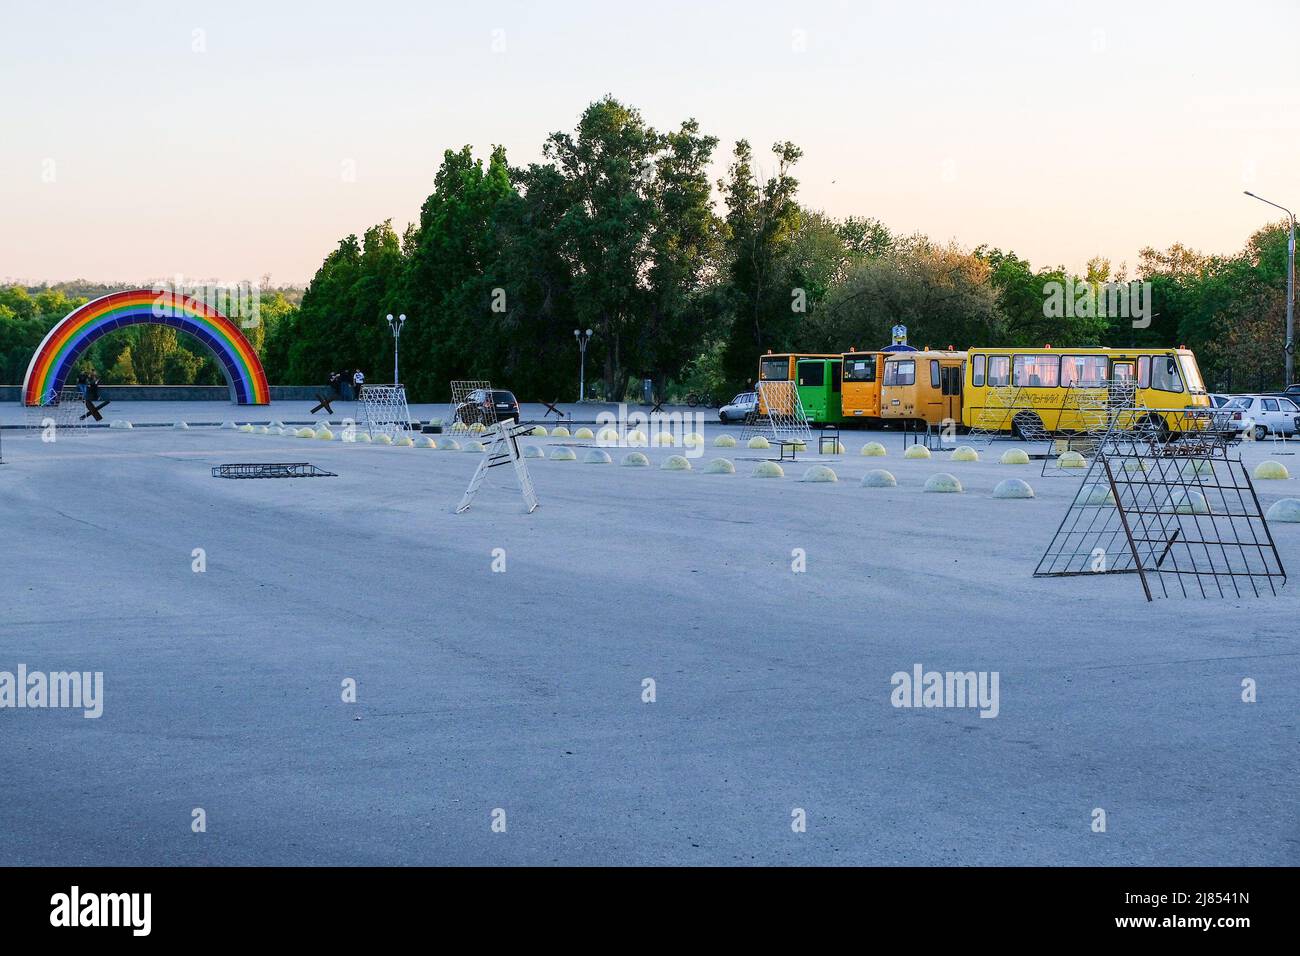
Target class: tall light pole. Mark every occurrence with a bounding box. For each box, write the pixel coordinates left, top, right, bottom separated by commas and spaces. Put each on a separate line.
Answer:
1244, 191, 1295, 386
574, 328, 594, 402
386, 313, 406, 384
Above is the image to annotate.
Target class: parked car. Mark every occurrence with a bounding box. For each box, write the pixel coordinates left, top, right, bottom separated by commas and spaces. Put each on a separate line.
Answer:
453, 388, 520, 425
1224, 395, 1300, 440
719, 391, 757, 424
1209, 393, 1233, 408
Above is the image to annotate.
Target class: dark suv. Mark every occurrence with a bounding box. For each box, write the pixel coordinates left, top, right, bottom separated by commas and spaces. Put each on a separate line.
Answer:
454, 388, 520, 424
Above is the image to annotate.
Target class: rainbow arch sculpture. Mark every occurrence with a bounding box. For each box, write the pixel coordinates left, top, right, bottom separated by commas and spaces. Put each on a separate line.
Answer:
22, 289, 270, 406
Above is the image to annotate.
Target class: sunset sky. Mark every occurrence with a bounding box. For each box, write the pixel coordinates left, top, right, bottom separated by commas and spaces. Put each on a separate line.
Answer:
3, 0, 1297, 285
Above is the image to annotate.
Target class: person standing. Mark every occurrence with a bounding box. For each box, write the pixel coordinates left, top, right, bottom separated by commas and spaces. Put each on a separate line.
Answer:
353, 369, 365, 398
76, 371, 88, 399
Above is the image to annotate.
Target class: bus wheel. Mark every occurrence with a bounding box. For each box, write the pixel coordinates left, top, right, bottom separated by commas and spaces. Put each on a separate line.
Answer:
1011, 411, 1043, 440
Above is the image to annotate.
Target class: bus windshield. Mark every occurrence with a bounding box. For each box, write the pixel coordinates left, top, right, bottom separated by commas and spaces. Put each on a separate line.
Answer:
760, 357, 789, 381
1178, 355, 1206, 393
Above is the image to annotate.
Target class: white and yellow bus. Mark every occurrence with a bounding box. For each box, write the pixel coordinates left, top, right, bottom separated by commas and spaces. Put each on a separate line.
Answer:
961, 346, 1210, 436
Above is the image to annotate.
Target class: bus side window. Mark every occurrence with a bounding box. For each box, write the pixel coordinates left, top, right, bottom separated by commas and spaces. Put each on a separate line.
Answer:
1137, 356, 1150, 388
987, 355, 1010, 387
972, 354, 985, 387
930, 360, 940, 389
798, 363, 824, 387
832, 362, 842, 392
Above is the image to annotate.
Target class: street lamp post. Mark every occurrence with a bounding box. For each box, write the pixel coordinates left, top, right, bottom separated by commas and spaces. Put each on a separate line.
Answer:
1244, 191, 1295, 386
386, 313, 406, 384
574, 328, 594, 402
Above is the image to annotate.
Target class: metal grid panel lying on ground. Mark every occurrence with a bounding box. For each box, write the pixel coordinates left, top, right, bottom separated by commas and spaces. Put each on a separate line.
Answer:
1034, 415, 1285, 600
211, 462, 338, 479
741, 380, 811, 446
358, 384, 412, 441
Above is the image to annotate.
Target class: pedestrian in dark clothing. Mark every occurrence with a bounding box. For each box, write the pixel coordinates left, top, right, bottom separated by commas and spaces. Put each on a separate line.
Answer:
76, 371, 88, 399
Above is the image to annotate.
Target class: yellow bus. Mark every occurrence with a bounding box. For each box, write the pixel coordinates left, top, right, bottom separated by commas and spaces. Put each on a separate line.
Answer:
961, 346, 1210, 436
840, 350, 884, 424
881, 349, 967, 427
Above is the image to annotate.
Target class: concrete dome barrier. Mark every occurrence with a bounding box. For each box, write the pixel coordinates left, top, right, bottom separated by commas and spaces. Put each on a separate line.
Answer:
584, 449, 612, 464
861, 469, 896, 487
315, 428, 334, 440
621, 452, 650, 467
463, 440, 485, 452
1170, 489, 1210, 514
551, 426, 571, 438
220, 421, 237, 430
550, 447, 577, 460
1075, 482, 1115, 506
704, 457, 735, 474
173, 421, 190, 430
751, 461, 784, 478
531, 426, 548, 437
1265, 498, 1300, 522
903, 445, 930, 459
861, 441, 887, 457
748, 436, 771, 449
1057, 451, 1087, 469
1255, 460, 1290, 480
626, 429, 648, 446
468, 422, 487, 433
924, 472, 963, 493
653, 432, 676, 447
597, 427, 620, 443
238, 423, 253, 432
714, 434, 737, 447
683, 432, 704, 448
437, 437, 461, 451
254, 425, 270, 434
356, 432, 372, 443
661, 454, 691, 470
801, 465, 838, 482
950, 445, 979, 462
574, 427, 595, 440
419, 436, 437, 448
524, 445, 545, 458
993, 478, 1034, 499
375, 433, 393, 445
295, 427, 315, 438
1000, 448, 1030, 465
395, 436, 414, 446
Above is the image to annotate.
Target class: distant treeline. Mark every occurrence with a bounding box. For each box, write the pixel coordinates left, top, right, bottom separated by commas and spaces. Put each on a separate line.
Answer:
2, 97, 1293, 398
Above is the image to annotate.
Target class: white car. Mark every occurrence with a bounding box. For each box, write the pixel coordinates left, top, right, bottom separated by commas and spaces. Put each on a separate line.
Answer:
1224, 395, 1300, 441
719, 392, 757, 424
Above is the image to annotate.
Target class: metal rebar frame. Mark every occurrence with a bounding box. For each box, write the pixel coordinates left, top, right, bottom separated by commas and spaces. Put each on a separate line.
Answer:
740, 381, 812, 447
358, 384, 412, 441
211, 462, 338, 479
450, 380, 538, 514
1034, 411, 1286, 600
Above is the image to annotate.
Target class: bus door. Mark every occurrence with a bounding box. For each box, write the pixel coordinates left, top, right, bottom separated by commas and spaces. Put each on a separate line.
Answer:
940, 364, 962, 423
1111, 361, 1134, 384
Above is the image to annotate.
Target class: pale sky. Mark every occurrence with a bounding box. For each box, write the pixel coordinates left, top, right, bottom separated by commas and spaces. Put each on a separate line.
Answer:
2, 0, 1297, 285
